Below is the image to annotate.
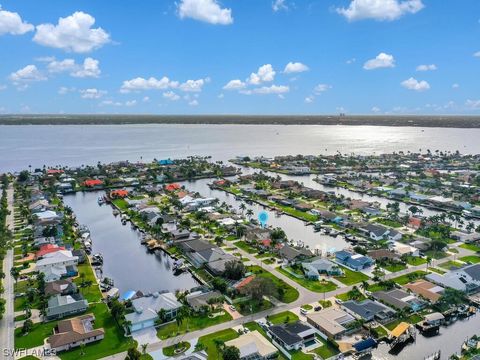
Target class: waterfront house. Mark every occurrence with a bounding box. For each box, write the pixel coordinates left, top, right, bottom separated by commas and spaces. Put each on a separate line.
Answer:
335, 250, 373, 271
83, 179, 103, 187
268, 322, 316, 351
47, 314, 104, 352
35, 244, 66, 258
405, 280, 444, 303
34, 210, 61, 224
125, 292, 182, 332
186, 290, 223, 311
36, 250, 79, 272
426, 264, 480, 294
278, 245, 313, 264
225, 331, 278, 360
372, 289, 426, 311
341, 299, 396, 323
41, 265, 70, 282
302, 258, 343, 279
306, 308, 356, 339
29, 199, 51, 213
451, 230, 480, 243
360, 224, 390, 241
45, 279, 78, 297
367, 249, 399, 262
388, 241, 419, 257
46, 294, 88, 320
387, 230, 403, 242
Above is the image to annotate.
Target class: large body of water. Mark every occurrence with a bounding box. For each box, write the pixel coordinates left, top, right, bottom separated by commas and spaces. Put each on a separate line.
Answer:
2, 124, 480, 172
5, 123, 480, 359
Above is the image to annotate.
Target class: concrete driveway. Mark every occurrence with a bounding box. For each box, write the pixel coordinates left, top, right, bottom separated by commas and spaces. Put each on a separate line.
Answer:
132, 327, 159, 346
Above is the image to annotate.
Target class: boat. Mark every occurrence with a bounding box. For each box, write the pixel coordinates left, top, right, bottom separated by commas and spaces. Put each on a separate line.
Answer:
112, 209, 120, 216
98, 196, 105, 205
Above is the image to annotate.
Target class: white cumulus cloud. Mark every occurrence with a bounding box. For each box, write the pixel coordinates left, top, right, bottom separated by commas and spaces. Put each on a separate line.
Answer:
416, 64, 437, 71
47, 57, 101, 78
363, 52, 395, 70
272, 0, 289, 12
474, 51, 480, 58
163, 91, 180, 101
178, 0, 233, 25
337, 0, 424, 21
401, 77, 430, 91
314, 83, 332, 94
9, 65, 47, 83
0, 6, 34, 35
80, 88, 106, 99
33, 12, 110, 53
284, 62, 309, 74
252, 85, 289, 95
466, 99, 480, 109
248, 64, 276, 85
179, 78, 208, 92
120, 76, 179, 93
223, 79, 246, 90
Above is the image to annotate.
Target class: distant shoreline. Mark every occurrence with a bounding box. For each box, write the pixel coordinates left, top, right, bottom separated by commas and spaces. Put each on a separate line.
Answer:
1, 115, 480, 128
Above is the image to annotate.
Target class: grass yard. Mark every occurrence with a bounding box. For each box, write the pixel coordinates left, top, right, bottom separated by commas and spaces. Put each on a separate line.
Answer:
311, 336, 340, 359
460, 255, 480, 264
371, 326, 388, 339
157, 311, 232, 339
380, 262, 408, 273
278, 267, 337, 293
197, 329, 239, 360
385, 314, 423, 331
405, 256, 427, 266
162, 342, 191, 356
237, 299, 273, 315
335, 292, 366, 302
233, 240, 258, 254
334, 266, 369, 285
289, 350, 314, 360
112, 198, 129, 211
73, 262, 102, 302
247, 266, 299, 303
459, 243, 480, 252
438, 260, 464, 270
391, 271, 427, 285
15, 303, 133, 360
267, 311, 299, 325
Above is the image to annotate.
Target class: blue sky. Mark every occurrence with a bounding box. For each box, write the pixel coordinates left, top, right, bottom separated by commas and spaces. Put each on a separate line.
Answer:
0, 0, 479, 115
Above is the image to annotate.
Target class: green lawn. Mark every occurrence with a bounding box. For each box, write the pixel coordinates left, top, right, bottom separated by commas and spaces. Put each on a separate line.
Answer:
424, 250, 448, 260
247, 266, 299, 303
405, 256, 427, 266
311, 336, 340, 359
335, 292, 366, 302
459, 243, 480, 252
375, 218, 403, 228
236, 299, 273, 315
334, 266, 369, 285
438, 260, 464, 270
385, 314, 423, 331
15, 303, 133, 360
162, 342, 191, 356
460, 255, 480, 264
267, 311, 299, 325
371, 326, 388, 339
197, 329, 239, 360
381, 262, 408, 273
428, 267, 446, 274
112, 198, 129, 211
233, 240, 258, 254
74, 262, 102, 302
157, 311, 232, 339
289, 350, 314, 360
391, 271, 427, 285
278, 267, 337, 293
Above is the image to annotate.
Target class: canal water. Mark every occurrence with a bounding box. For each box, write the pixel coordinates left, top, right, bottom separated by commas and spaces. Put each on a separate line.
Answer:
64, 190, 199, 295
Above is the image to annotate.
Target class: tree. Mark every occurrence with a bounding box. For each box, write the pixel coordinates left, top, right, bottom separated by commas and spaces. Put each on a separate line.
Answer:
157, 308, 168, 324
222, 346, 241, 360
108, 298, 126, 324
21, 319, 33, 335
10, 267, 19, 283
223, 260, 246, 280
213, 339, 225, 360
360, 281, 369, 292
241, 277, 277, 302
212, 277, 228, 293
125, 346, 142, 360
141, 343, 148, 355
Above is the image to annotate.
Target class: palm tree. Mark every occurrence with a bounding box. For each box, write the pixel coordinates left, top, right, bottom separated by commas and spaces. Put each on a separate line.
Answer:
360, 280, 369, 293
141, 343, 148, 355
239, 203, 246, 214
246, 209, 254, 220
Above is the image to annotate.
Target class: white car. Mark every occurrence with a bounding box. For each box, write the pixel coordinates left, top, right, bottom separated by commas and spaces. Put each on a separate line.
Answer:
300, 308, 308, 315
229, 305, 236, 311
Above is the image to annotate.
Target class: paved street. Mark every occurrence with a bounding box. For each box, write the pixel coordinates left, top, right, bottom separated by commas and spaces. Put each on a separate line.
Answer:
0, 185, 15, 360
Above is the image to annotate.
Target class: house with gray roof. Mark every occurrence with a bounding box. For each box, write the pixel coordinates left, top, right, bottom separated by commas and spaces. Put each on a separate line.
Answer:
335, 250, 373, 271
302, 258, 343, 280
341, 299, 396, 323
372, 289, 426, 311
125, 292, 182, 332
426, 264, 480, 294
46, 294, 88, 320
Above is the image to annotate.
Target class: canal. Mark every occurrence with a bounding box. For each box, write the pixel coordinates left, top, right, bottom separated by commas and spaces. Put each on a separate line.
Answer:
64, 190, 199, 295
